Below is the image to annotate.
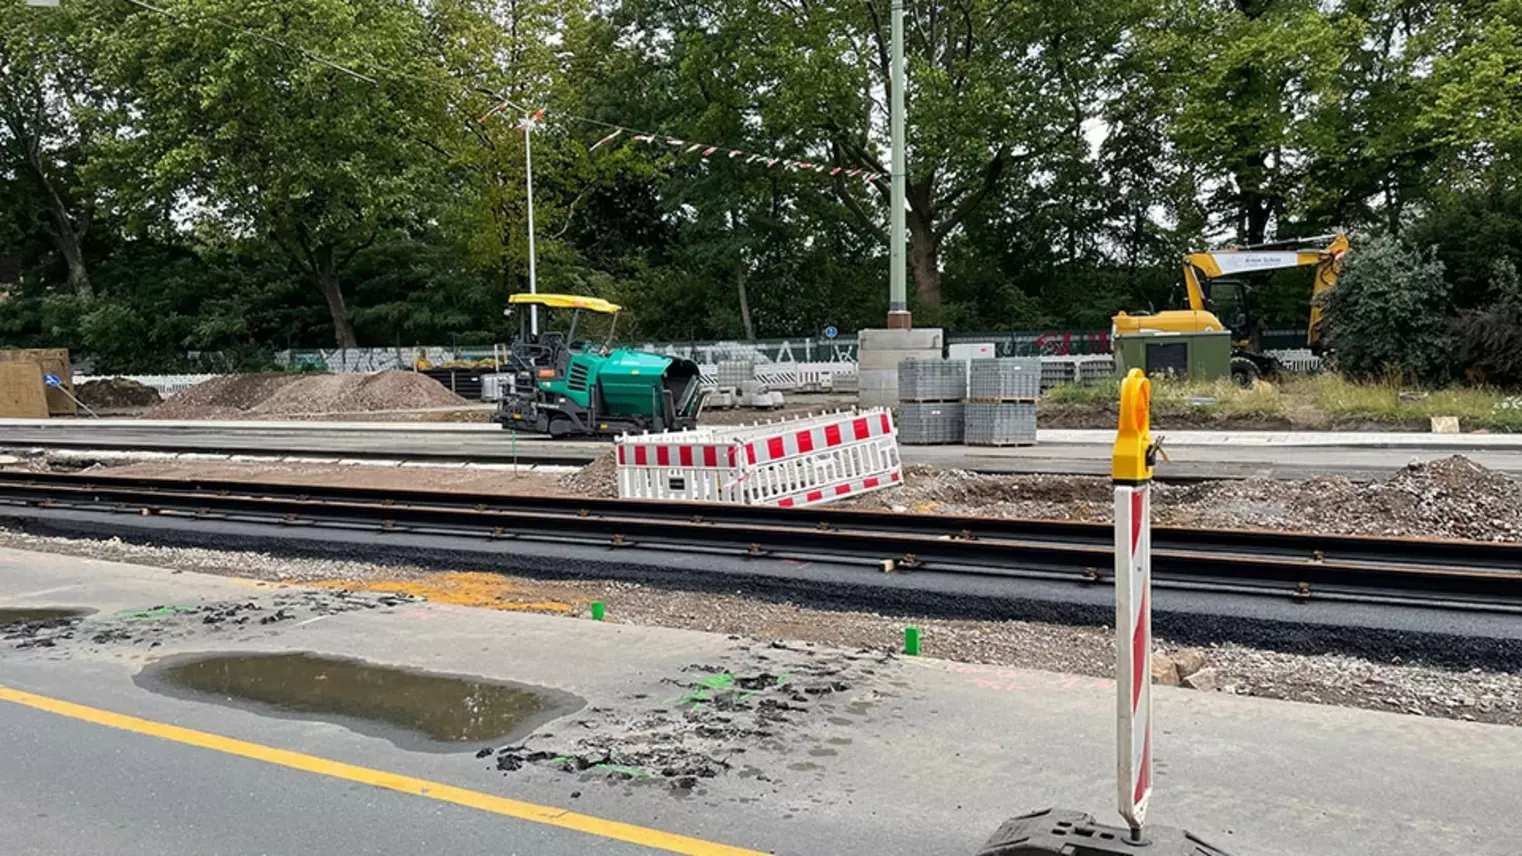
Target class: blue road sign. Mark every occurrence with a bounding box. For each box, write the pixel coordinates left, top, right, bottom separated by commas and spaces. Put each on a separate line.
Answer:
43, 373, 61, 388
823, 326, 838, 340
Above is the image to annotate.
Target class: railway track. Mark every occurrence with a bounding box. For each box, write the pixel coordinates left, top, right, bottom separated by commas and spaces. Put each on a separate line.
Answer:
0, 470, 1518, 615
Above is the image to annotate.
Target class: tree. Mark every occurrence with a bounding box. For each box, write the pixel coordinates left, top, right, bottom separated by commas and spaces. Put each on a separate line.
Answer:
1454, 258, 1522, 387
99, 0, 453, 347
1321, 234, 1453, 384
615, 0, 1128, 312
1419, 0, 1522, 183
1152, 0, 1350, 243
0, 1, 114, 297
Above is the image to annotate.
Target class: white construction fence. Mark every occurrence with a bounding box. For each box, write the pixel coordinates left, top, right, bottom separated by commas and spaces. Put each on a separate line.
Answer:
615, 408, 902, 508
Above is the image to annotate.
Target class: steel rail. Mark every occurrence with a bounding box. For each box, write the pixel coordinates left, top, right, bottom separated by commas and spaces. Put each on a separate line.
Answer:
0, 473, 1516, 611
0, 470, 1516, 573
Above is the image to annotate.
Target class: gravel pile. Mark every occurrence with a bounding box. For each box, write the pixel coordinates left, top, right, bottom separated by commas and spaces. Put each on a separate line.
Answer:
558, 451, 619, 497
847, 456, 1522, 541
76, 377, 162, 409
148, 371, 467, 419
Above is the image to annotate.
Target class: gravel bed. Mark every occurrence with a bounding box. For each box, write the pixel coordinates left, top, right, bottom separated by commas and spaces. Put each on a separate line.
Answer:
846, 456, 1522, 542
0, 530, 1515, 727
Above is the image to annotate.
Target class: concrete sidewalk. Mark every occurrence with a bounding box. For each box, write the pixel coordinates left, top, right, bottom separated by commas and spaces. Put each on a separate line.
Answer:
1, 549, 1516, 855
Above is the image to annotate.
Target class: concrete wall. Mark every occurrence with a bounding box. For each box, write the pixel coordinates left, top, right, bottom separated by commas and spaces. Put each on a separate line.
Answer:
856, 328, 943, 408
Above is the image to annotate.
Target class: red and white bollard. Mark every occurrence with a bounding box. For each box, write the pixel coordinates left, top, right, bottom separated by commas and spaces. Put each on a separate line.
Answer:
1114, 478, 1153, 838
1112, 367, 1157, 840
972, 369, 1232, 855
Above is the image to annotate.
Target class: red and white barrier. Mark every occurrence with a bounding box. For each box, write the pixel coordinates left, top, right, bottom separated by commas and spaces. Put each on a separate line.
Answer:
615, 408, 901, 507
1114, 480, 1153, 834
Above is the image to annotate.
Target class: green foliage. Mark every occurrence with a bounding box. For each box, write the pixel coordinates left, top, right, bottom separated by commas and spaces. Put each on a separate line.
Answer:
1454, 259, 1522, 387
3, 0, 1522, 377
1321, 235, 1453, 384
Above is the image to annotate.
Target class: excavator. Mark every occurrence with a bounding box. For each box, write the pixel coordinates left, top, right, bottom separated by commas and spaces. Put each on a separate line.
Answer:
1112, 233, 1350, 385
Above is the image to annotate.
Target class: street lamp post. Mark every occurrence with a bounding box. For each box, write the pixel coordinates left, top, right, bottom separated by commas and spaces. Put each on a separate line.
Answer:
887, 0, 909, 329
523, 110, 539, 336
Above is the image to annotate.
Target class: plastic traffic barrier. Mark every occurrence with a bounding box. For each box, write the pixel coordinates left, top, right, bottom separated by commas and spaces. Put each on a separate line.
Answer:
971, 370, 1233, 856
614, 408, 902, 507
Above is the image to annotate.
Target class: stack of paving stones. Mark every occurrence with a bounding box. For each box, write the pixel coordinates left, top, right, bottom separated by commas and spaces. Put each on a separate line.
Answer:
896, 359, 966, 445
964, 358, 1040, 446
715, 360, 756, 387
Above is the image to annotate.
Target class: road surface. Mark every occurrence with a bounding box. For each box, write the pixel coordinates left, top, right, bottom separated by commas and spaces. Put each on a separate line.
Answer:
0, 549, 1517, 855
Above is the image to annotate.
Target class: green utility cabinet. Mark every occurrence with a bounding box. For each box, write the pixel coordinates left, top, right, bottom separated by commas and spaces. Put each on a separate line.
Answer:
1113, 331, 1230, 380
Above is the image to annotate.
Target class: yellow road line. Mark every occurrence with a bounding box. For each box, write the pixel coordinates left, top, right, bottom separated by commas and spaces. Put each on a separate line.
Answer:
0, 684, 765, 856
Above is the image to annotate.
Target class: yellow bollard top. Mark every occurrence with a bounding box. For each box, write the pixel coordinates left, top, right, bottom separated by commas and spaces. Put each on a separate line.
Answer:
1111, 368, 1154, 484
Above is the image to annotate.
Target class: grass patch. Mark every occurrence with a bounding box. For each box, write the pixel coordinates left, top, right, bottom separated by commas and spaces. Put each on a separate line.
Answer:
1042, 378, 1120, 405
1295, 374, 1522, 431
1046, 376, 1287, 419
1045, 373, 1522, 431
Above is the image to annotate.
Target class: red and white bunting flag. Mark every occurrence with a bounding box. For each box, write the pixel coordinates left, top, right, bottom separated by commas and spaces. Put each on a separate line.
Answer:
633, 133, 656, 143
666, 138, 685, 146
590, 129, 623, 151
746, 154, 762, 163
729, 150, 743, 158
519, 108, 546, 130
702, 146, 718, 157
846, 169, 861, 176
684, 143, 703, 153
830, 167, 842, 176
814, 165, 826, 173
766, 158, 779, 168
475, 101, 511, 124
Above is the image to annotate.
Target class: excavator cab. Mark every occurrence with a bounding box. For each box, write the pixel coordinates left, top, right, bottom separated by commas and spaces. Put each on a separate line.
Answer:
1200, 280, 1251, 344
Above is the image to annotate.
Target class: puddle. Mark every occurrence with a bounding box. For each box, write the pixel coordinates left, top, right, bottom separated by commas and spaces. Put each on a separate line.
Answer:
0, 607, 89, 627
137, 652, 583, 752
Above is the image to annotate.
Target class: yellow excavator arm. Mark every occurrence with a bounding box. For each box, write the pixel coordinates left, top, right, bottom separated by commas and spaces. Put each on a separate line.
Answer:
1178, 233, 1349, 344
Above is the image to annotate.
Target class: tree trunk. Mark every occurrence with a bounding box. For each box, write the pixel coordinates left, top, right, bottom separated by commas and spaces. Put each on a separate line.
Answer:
907, 210, 942, 307
28, 155, 91, 298
53, 219, 90, 299
736, 261, 755, 341
317, 270, 359, 348
1243, 193, 1271, 246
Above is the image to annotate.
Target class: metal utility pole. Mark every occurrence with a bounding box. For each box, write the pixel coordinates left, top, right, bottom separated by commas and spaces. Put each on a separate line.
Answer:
887, 0, 909, 329
524, 112, 540, 336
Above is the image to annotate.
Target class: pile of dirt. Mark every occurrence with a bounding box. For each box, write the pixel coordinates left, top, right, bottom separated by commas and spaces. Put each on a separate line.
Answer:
148, 372, 468, 419
847, 456, 1522, 542
557, 451, 618, 498
1160, 456, 1522, 541
75, 377, 162, 409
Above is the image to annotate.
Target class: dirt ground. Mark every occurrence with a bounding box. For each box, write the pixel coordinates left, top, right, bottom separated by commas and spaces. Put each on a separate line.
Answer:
66, 451, 1522, 543
148, 372, 469, 420
97, 460, 573, 497
842, 456, 1522, 542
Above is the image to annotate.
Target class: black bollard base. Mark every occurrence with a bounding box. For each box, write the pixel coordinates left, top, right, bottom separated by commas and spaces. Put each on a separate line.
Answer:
976, 808, 1234, 855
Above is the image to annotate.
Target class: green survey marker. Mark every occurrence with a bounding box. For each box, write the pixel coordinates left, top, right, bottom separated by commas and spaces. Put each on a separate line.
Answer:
904, 626, 921, 656
590, 601, 606, 621
115, 605, 197, 621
